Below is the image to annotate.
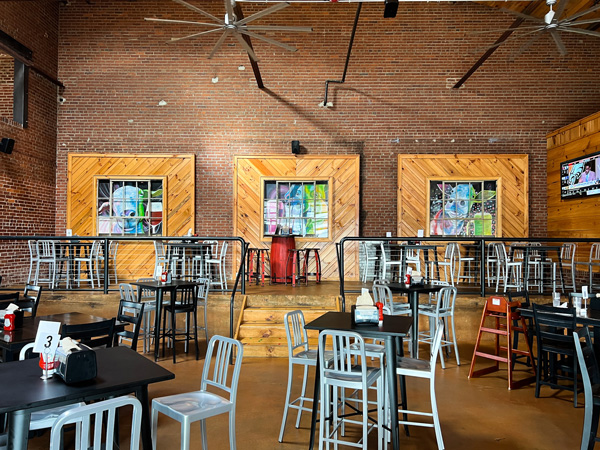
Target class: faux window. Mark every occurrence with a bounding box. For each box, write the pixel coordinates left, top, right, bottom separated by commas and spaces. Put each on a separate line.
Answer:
263, 180, 329, 238
429, 180, 498, 236
97, 179, 164, 236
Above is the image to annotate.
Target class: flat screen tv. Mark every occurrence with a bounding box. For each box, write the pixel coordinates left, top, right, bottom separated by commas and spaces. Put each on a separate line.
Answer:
560, 150, 600, 199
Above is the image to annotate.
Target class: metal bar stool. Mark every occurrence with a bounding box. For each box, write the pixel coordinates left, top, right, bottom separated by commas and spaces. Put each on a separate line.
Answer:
285, 249, 307, 287
303, 247, 322, 283
247, 247, 271, 286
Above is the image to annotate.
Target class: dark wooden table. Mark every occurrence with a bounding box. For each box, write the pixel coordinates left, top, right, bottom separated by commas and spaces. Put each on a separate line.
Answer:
387, 283, 443, 359
0, 346, 174, 450
130, 279, 200, 361
0, 312, 125, 362
305, 311, 412, 450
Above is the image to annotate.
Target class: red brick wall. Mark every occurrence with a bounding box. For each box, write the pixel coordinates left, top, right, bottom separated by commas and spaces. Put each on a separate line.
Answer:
0, 54, 13, 119
0, 2, 59, 283
48, 1, 598, 239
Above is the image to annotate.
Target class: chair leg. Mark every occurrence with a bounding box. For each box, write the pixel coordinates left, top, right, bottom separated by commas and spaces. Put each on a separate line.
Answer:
430, 378, 444, 449
279, 362, 294, 442
151, 406, 158, 450
180, 420, 190, 450
200, 419, 208, 450
229, 410, 237, 450
193, 308, 199, 360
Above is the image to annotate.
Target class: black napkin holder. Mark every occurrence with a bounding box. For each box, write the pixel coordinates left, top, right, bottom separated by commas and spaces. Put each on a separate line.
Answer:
55, 343, 97, 385
13, 310, 24, 328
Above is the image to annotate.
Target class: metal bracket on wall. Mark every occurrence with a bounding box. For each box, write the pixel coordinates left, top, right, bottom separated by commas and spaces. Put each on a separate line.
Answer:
319, 3, 362, 108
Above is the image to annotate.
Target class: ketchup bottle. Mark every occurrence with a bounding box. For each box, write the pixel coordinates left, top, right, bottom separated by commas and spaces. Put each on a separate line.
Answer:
3, 312, 15, 331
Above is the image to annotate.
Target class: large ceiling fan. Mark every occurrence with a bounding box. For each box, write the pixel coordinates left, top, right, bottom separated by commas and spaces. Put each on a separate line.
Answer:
145, 0, 312, 62
478, 0, 600, 56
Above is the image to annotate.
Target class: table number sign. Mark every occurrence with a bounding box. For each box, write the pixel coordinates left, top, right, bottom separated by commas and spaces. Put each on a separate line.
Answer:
33, 320, 61, 354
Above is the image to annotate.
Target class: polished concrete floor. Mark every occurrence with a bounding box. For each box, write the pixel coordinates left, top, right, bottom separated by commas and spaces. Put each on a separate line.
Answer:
21, 281, 587, 449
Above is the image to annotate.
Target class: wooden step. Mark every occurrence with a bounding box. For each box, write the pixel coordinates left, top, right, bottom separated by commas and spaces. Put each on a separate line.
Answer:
242, 307, 331, 324
244, 294, 340, 309
240, 337, 321, 357
236, 322, 321, 340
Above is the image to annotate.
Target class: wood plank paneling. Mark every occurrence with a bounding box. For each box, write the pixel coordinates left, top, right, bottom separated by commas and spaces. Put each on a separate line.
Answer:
234, 155, 360, 281
547, 112, 600, 239
397, 154, 528, 238
67, 153, 195, 281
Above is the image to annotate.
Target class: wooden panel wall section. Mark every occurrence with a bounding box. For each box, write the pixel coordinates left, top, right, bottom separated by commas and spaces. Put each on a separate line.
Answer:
397, 154, 529, 237
67, 154, 195, 281
547, 110, 600, 239
234, 155, 360, 281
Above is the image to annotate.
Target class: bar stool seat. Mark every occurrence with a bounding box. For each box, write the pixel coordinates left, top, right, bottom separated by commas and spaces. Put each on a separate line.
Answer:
286, 249, 307, 287
303, 247, 322, 283
247, 247, 271, 286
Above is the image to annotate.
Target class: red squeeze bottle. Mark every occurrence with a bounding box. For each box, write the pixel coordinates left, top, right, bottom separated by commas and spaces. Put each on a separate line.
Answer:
375, 302, 384, 322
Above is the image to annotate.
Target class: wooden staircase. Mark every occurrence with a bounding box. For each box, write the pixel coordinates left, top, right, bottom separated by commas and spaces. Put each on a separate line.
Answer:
234, 294, 341, 357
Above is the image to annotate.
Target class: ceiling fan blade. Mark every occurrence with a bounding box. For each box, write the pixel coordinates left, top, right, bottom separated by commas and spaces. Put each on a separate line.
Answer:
471, 28, 545, 54
224, 0, 235, 23
549, 29, 568, 55
240, 30, 298, 52
508, 32, 544, 61
559, 27, 600, 39
145, 18, 222, 28
172, 0, 224, 25
562, 17, 600, 26
208, 30, 230, 59
559, 3, 600, 23
169, 28, 223, 43
468, 25, 544, 35
499, 7, 545, 24
244, 25, 313, 32
234, 33, 259, 61
553, 0, 570, 21
236, 2, 290, 26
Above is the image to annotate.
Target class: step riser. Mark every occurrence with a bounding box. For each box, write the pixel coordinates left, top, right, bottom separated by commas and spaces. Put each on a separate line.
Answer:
243, 309, 329, 323
237, 326, 321, 340
244, 295, 340, 308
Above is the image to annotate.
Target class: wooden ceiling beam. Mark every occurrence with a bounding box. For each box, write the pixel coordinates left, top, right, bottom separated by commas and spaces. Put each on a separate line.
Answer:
233, 3, 264, 89
453, 1, 542, 89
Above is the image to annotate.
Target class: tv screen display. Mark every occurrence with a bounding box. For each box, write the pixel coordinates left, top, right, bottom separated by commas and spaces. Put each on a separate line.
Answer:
560, 151, 600, 199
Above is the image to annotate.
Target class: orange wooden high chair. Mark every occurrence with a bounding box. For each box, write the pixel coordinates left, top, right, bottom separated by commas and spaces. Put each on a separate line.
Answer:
468, 295, 536, 390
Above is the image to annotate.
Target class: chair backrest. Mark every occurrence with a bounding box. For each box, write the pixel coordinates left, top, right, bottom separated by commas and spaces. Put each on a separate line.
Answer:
219, 241, 229, 261
319, 330, 367, 385
196, 277, 210, 304
174, 284, 198, 307
590, 243, 600, 263
372, 280, 395, 312
486, 242, 497, 259
507, 290, 531, 308
28, 240, 38, 259
494, 243, 509, 263
119, 283, 136, 302
154, 240, 166, 259
573, 327, 600, 450
21, 284, 42, 317
201, 335, 244, 404
284, 310, 310, 356
136, 278, 157, 301
203, 240, 219, 257
0, 291, 20, 303
37, 240, 56, 259
444, 242, 457, 260
19, 342, 36, 360
561, 243, 577, 264
109, 240, 119, 259
436, 286, 457, 315
532, 303, 577, 352
50, 395, 142, 450
62, 318, 116, 349
115, 299, 145, 351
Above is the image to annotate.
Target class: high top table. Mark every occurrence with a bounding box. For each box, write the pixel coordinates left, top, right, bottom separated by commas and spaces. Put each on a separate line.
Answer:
0, 346, 174, 450
130, 279, 200, 361
387, 283, 444, 359
305, 311, 412, 450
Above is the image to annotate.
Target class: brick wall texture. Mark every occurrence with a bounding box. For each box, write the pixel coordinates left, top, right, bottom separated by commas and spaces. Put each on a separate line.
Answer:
0, 54, 13, 119
3, 0, 600, 243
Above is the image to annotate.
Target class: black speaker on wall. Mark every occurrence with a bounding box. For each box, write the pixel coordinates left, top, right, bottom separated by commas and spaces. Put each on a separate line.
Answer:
291, 140, 300, 154
0, 138, 15, 155
383, 0, 398, 18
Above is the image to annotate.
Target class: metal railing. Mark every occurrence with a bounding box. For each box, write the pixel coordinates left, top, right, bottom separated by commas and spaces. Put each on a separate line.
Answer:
0, 235, 248, 341
337, 236, 600, 312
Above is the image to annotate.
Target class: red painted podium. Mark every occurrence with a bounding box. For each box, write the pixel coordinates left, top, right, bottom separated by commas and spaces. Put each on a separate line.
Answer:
270, 235, 296, 283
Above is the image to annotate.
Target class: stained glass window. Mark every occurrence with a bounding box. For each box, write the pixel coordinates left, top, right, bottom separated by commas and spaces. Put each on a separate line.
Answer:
429, 180, 497, 236
97, 179, 164, 236
263, 180, 329, 238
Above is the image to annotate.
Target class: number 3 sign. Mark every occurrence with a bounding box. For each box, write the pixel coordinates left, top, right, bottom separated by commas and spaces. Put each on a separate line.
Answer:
33, 320, 61, 354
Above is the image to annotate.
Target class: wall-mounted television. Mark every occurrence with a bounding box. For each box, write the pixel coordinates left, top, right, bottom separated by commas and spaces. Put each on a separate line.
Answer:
560, 150, 600, 199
